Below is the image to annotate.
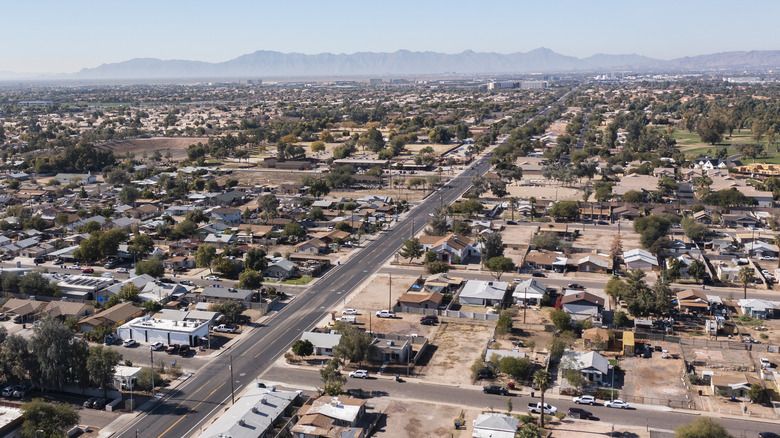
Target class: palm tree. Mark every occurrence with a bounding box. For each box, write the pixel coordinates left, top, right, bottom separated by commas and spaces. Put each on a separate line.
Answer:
529, 197, 536, 223
532, 370, 553, 429
738, 266, 754, 300
509, 197, 517, 221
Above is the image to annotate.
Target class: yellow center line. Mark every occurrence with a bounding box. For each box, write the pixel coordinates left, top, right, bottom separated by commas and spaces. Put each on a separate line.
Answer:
157, 381, 226, 438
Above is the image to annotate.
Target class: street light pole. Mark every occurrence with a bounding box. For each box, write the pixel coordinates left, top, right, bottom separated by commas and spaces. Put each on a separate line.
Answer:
150, 347, 155, 399
229, 354, 235, 404
523, 286, 527, 324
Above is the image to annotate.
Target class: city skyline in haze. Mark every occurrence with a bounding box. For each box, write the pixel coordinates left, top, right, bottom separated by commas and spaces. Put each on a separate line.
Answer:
3, 0, 780, 74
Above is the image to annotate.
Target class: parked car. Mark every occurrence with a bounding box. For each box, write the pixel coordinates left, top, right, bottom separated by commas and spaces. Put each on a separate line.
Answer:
150, 342, 165, 351
532, 272, 546, 278
179, 345, 191, 356
604, 399, 630, 409
101, 272, 114, 279
758, 433, 780, 438
123, 339, 137, 347
83, 397, 98, 408
375, 310, 395, 318
166, 344, 180, 354
104, 334, 116, 345
342, 308, 359, 315
92, 398, 107, 409
349, 370, 369, 379
205, 275, 219, 281
214, 324, 237, 333
53, 258, 64, 265
527, 402, 557, 414
117, 267, 129, 274
567, 407, 593, 419
0, 312, 7, 321
81, 268, 94, 274
567, 283, 585, 290
420, 315, 439, 325
104, 262, 116, 269
179, 280, 195, 286
483, 385, 509, 395
572, 395, 596, 405
1, 386, 14, 397
159, 278, 174, 284
12, 385, 26, 398
67, 265, 81, 270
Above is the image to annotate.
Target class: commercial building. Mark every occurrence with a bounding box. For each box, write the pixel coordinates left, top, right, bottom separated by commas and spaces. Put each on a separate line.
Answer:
117, 315, 209, 346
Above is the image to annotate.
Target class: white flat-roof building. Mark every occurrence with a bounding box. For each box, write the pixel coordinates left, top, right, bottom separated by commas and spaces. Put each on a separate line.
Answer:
198, 386, 303, 438
117, 315, 209, 346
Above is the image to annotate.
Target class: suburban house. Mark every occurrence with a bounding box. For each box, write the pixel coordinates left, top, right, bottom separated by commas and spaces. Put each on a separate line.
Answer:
162, 256, 195, 271
524, 249, 567, 272
512, 279, 548, 306
676, 289, 711, 313
623, 248, 659, 271
300, 331, 342, 356
200, 287, 253, 304
459, 280, 509, 306
744, 240, 779, 259
711, 374, 762, 398
560, 291, 604, 322
295, 238, 328, 254
737, 299, 776, 319
472, 413, 519, 438
398, 290, 444, 309
79, 302, 144, 333
290, 395, 368, 438
1, 298, 47, 323
264, 257, 298, 280
569, 254, 610, 273
42, 301, 94, 320
418, 233, 480, 264
197, 386, 305, 438
582, 327, 612, 350
209, 208, 242, 224
370, 335, 413, 364
561, 351, 610, 383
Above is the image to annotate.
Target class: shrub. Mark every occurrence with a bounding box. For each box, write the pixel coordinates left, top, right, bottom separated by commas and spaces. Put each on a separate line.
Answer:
517, 414, 534, 424
554, 412, 565, 420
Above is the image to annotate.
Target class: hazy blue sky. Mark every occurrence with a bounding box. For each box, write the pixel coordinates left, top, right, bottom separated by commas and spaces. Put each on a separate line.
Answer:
3, 0, 779, 73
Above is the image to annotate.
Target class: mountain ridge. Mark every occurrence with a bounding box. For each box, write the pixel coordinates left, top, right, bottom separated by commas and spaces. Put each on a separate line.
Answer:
5, 49, 780, 80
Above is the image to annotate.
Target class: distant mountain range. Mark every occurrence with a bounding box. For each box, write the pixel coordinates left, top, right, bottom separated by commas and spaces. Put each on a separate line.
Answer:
5, 49, 780, 80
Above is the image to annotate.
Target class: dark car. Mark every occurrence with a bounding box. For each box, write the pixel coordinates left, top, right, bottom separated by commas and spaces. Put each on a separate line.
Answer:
532, 272, 546, 278
92, 398, 107, 409
567, 283, 585, 290
596, 220, 609, 225
654, 345, 663, 352
83, 397, 98, 408
758, 433, 780, 438
482, 385, 509, 395
420, 315, 439, 325
179, 345, 191, 356
567, 407, 593, 419
165, 344, 180, 354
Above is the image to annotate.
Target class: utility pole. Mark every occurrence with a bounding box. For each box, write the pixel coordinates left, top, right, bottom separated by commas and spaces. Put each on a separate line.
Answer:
229, 354, 235, 404
388, 274, 392, 311
523, 286, 528, 324
150, 348, 155, 399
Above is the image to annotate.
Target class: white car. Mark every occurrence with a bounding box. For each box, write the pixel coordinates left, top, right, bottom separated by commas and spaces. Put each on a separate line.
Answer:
604, 399, 630, 409
122, 339, 137, 347
150, 342, 165, 351
573, 395, 596, 405
101, 273, 114, 279
375, 310, 395, 318
67, 265, 81, 270
342, 308, 358, 315
205, 275, 219, 281
349, 370, 369, 379
117, 267, 129, 274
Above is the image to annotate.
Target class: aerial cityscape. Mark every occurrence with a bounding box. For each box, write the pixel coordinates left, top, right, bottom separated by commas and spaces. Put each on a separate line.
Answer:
0, 2, 779, 438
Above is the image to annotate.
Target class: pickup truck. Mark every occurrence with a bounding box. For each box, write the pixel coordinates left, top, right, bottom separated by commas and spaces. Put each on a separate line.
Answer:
527, 402, 557, 415
375, 310, 395, 318
214, 324, 237, 333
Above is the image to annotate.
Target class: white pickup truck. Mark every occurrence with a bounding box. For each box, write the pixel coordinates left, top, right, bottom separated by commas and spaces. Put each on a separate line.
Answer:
527, 402, 557, 415
375, 310, 395, 318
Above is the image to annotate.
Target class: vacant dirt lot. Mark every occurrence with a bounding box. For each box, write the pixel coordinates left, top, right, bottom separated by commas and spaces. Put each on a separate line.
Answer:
508, 183, 583, 202
621, 341, 688, 405
97, 136, 208, 160
372, 399, 479, 438
574, 226, 642, 256
420, 321, 494, 385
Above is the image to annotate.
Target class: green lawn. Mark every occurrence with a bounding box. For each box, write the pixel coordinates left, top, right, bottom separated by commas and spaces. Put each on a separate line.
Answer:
267, 276, 315, 285
675, 129, 756, 153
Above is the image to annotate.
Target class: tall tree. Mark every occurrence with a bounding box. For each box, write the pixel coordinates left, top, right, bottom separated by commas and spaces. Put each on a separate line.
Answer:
425, 206, 449, 235
532, 370, 553, 429
0, 334, 31, 384
738, 266, 754, 299
399, 238, 423, 263
29, 318, 76, 392
87, 346, 122, 398
485, 256, 515, 281
481, 233, 504, 263
687, 259, 706, 284
333, 324, 376, 367
195, 244, 217, 273
20, 399, 80, 438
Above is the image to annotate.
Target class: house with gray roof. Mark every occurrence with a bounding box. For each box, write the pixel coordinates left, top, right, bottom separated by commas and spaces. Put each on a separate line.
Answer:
561, 351, 610, 383
472, 413, 519, 438
301, 331, 342, 356
198, 386, 304, 438
459, 280, 509, 306
264, 257, 297, 280
200, 286, 253, 304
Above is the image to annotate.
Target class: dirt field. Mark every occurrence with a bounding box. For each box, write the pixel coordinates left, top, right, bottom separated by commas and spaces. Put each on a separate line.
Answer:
420, 321, 495, 385
97, 136, 209, 160
507, 183, 584, 202
372, 399, 479, 438
549, 419, 652, 438
405, 143, 456, 156
621, 341, 689, 405
573, 225, 642, 255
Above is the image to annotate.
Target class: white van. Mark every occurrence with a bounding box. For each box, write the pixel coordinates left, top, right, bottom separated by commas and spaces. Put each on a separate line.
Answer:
337, 316, 356, 324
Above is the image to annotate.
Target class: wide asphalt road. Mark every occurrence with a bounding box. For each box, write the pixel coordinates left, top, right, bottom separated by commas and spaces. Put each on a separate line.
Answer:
115, 156, 493, 438
261, 367, 776, 437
